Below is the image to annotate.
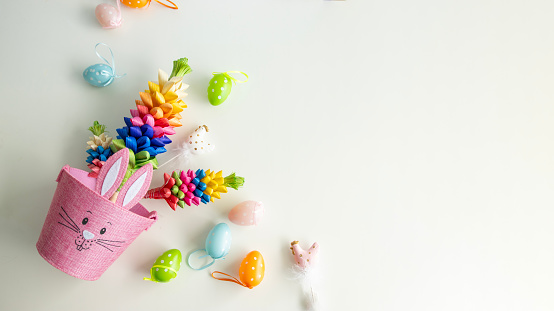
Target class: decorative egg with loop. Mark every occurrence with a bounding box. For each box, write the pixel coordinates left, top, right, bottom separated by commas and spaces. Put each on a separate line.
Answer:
144, 249, 182, 283
211, 250, 265, 289
187, 223, 232, 270
83, 43, 125, 87
207, 71, 248, 106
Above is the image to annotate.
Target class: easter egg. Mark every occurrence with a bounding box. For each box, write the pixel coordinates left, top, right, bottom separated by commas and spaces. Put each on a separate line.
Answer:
239, 251, 265, 289
208, 73, 232, 106
95, 4, 121, 29
121, 0, 148, 9
205, 223, 231, 259
144, 249, 182, 283
228, 201, 264, 226
83, 63, 114, 87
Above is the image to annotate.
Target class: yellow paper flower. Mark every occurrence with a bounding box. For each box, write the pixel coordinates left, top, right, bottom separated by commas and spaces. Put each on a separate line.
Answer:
200, 170, 227, 202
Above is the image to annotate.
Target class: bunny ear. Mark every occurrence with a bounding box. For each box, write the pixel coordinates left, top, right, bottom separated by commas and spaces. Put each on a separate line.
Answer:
96, 148, 129, 199
115, 163, 153, 210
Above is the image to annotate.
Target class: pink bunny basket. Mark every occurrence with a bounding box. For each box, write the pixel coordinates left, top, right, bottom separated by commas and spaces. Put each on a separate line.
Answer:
36, 149, 157, 281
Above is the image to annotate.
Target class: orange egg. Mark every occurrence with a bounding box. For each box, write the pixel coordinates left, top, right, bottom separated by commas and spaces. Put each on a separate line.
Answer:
121, 0, 148, 8
238, 251, 265, 289
120, 0, 178, 9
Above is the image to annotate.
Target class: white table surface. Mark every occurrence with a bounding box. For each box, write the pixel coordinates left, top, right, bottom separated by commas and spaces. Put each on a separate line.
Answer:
2, 1, 554, 310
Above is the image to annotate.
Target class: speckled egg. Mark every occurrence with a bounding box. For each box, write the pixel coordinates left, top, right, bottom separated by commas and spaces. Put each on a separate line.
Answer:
239, 250, 265, 289
121, 0, 149, 9
95, 4, 121, 29
144, 249, 182, 283
207, 73, 233, 106
205, 223, 231, 259
228, 200, 264, 226
83, 63, 114, 87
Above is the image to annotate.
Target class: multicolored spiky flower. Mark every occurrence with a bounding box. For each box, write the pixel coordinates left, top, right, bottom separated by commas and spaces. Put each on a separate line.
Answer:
85, 121, 113, 177
109, 58, 192, 173
145, 169, 245, 210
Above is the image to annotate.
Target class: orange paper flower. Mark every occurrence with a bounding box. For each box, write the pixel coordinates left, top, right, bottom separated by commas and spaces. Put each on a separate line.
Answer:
134, 69, 189, 127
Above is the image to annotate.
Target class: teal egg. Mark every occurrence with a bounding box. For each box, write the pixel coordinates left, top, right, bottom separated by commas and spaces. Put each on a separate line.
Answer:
207, 73, 233, 106
83, 63, 114, 87
205, 223, 231, 259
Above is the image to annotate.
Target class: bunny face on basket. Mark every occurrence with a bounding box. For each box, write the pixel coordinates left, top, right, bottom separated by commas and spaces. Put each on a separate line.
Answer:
56, 148, 153, 253
59, 206, 124, 252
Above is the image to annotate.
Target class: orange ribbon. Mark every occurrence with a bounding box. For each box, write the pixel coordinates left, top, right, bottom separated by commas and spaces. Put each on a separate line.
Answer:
154, 0, 178, 9
211, 271, 248, 288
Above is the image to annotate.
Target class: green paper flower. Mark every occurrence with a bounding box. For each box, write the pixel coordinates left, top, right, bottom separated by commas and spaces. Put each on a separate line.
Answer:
169, 57, 192, 79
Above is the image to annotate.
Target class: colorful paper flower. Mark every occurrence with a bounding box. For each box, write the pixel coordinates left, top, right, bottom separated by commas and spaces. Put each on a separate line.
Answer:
85, 121, 113, 167
137, 58, 191, 128
144, 169, 244, 210
86, 145, 112, 164
86, 59, 191, 177
114, 118, 170, 157
87, 159, 105, 178
179, 170, 201, 206
87, 132, 113, 150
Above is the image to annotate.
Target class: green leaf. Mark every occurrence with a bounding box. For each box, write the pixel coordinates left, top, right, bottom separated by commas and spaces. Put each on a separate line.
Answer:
223, 173, 245, 190
88, 121, 107, 136
128, 149, 136, 168
135, 157, 158, 169
151, 157, 159, 170
111, 139, 126, 152
169, 57, 192, 78
117, 168, 134, 191
135, 150, 150, 160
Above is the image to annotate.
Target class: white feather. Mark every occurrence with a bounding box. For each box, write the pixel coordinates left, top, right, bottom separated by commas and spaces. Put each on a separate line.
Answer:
291, 265, 322, 311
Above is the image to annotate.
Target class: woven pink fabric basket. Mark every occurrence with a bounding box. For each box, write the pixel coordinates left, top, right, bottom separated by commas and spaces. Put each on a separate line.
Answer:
36, 149, 157, 281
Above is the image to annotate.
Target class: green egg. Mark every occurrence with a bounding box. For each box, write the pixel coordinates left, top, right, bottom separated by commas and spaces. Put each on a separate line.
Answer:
208, 73, 233, 106
144, 249, 182, 283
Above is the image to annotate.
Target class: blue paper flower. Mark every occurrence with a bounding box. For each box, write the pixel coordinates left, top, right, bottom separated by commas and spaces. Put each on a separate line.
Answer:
116, 124, 171, 156
86, 146, 113, 164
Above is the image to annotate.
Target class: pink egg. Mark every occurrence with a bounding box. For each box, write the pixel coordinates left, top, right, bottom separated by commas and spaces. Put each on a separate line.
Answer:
228, 201, 264, 226
95, 4, 122, 29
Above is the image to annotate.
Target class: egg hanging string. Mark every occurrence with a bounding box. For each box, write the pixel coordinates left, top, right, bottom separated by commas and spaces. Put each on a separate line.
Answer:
143, 265, 178, 282
114, 0, 122, 27
211, 271, 249, 288
153, 0, 178, 9
94, 43, 126, 84
187, 249, 217, 270
214, 71, 249, 85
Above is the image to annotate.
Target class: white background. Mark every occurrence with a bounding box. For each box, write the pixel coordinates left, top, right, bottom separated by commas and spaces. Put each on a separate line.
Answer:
1, 0, 554, 310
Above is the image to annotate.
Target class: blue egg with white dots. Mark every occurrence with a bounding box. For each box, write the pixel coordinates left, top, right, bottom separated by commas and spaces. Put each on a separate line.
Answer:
205, 223, 231, 259
83, 63, 114, 87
